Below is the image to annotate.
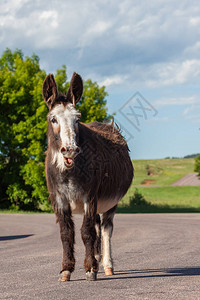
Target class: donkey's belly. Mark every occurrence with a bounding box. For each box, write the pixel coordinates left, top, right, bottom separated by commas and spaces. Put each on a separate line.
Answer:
70, 199, 84, 214
97, 197, 120, 214
69, 197, 120, 214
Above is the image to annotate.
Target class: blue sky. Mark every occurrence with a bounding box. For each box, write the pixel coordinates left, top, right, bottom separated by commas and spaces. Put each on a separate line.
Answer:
0, 0, 200, 159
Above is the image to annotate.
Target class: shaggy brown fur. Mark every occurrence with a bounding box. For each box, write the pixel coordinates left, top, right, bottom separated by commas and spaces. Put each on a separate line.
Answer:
43, 72, 134, 281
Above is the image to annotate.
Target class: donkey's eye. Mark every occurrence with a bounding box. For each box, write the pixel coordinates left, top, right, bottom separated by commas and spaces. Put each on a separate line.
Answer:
51, 117, 57, 124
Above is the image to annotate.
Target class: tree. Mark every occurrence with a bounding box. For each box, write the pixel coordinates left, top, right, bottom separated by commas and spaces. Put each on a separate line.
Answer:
194, 155, 200, 178
0, 49, 110, 211
0, 49, 48, 210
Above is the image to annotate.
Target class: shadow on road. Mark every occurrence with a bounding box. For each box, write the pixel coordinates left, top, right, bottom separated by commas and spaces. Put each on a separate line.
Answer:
0, 234, 34, 241
68, 267, 200, 282
96, 267, 200, 281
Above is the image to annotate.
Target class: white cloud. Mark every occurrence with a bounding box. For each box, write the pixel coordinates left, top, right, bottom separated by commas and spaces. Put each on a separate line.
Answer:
183, 106, 194, 116
182, 102, 200, 122
155, 96, 199, 107
85, 21, 111, 36
39, 11, 58, 28
99, 75, 126, 87
1, 0, 200, 88
189, 17, 200, 26
145, 59, 200, 88
152, 116, 169, 122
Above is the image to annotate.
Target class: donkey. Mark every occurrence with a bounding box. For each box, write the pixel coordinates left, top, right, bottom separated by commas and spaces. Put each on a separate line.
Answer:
42, 72, 134, 281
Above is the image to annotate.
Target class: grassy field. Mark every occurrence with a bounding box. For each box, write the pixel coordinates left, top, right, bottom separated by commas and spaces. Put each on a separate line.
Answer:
117, 158, 200, 213
132, 158, 195, 185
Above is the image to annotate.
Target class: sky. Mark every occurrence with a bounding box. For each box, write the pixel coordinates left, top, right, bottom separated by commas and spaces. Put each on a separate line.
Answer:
0, 0, 200, 159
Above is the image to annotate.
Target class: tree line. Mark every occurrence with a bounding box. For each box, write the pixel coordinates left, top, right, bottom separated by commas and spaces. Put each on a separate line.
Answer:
0, 49, 110, 211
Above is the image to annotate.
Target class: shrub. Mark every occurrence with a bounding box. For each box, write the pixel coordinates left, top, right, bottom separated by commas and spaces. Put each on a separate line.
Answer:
129, 189, 148, 206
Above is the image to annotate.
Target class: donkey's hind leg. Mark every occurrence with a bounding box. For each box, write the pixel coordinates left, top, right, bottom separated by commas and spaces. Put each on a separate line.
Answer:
101, 205, 117, 276
94, 214, 101, 265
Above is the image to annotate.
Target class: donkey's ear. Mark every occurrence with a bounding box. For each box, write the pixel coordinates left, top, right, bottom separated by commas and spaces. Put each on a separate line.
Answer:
66, 72, 83, 106
42, 74, 58, 109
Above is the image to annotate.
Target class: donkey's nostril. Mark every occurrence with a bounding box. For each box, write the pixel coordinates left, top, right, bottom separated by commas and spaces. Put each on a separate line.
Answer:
61, 147, 66, 153
75, 146, 80, 153
61, 146, 80, 154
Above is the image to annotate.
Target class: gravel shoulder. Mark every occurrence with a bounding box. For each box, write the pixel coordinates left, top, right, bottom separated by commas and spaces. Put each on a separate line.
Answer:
171, 173, 200, 186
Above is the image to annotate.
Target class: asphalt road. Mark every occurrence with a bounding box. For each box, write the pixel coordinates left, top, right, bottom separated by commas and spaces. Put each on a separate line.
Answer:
1, 213, 200, 300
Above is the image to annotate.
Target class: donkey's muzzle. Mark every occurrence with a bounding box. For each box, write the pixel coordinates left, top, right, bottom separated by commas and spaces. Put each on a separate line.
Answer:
61, 146, 81, 168
61, 146, 80, 154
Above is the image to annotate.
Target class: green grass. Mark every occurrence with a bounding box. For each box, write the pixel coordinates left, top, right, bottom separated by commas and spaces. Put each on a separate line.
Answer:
118, 186, 200, 213
0, 209, 51, 214
132, 158, 195, 185
117, 158, 200, 213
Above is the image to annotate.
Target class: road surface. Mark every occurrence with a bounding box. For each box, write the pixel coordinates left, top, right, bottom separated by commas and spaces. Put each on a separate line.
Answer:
1, 213, 200, 299
172, 173, 200, 186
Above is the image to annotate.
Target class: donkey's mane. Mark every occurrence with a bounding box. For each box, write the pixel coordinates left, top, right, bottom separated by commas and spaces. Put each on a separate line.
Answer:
85, 121, 128, 148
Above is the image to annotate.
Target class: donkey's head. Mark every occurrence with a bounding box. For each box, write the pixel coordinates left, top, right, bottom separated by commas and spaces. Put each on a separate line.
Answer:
43, 72, 83, 170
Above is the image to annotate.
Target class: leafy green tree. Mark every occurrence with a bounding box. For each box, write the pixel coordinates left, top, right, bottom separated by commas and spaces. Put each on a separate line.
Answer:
0, 49, 48, 210
194, 155, 200, 177
0, 49, 110, 211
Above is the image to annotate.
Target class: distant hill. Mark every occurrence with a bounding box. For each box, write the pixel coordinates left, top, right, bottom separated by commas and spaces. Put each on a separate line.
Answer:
132, 158, 195, 186
164, 154, 200, 159
184, 154, 200, 159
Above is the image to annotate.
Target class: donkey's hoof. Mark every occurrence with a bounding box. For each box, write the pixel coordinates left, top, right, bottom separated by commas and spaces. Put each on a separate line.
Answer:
104, 268, 114, 276
86, 271, 97, 281
59, 271, 71, 282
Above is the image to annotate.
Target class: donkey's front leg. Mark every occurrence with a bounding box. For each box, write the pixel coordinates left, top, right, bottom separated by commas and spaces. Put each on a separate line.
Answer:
81, 200, 98, 281
56, 204, 75, 282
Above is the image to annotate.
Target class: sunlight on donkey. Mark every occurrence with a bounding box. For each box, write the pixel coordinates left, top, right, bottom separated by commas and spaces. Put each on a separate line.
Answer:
42, 72, 134, 281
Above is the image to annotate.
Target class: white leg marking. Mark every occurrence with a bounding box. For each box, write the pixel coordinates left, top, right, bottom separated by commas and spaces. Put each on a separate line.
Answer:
83, 195, 89, 214
95, 223, 101, 262
102, 226, 113, 269
95, 223, 100, 237
84, 203, 89, 214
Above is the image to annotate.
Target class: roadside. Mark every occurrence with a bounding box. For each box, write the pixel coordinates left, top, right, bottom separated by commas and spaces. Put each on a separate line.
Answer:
171, 173, 200, 186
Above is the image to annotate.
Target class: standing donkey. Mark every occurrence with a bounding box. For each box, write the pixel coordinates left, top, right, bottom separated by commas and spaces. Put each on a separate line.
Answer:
42, 72, 134, 281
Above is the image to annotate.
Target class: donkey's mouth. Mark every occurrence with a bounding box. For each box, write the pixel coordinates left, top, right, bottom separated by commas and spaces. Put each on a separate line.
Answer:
64, 157, 74, 168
